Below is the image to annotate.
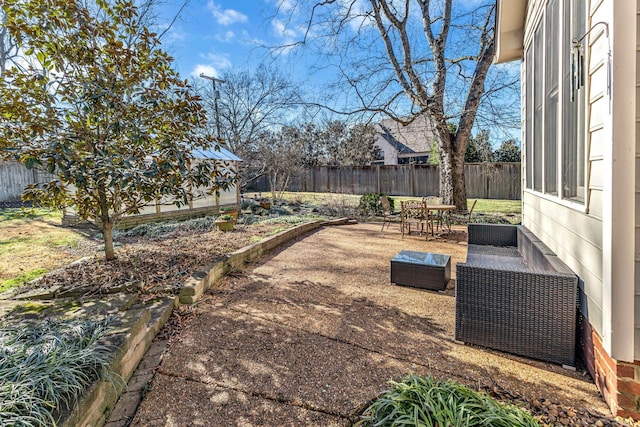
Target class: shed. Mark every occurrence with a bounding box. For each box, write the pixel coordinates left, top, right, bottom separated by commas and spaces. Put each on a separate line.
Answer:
62, 146, 242, 229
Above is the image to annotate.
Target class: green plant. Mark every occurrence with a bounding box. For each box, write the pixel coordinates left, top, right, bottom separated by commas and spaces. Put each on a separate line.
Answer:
217, 214, 235, 221
0, 268, 48, 293
358, 193, 393, 216
0, 208, 61, 223
0, 317, 117, 426
355, 374, 538, 427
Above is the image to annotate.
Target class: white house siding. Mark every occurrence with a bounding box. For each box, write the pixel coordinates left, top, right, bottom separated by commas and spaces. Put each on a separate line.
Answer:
522, 193, 604, 336
373, 137, 399, 165
521, 0, 607, 340
635, 0, 640, 358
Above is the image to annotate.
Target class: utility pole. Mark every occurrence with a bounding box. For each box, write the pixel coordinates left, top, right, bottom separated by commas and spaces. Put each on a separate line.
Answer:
199, 73, 225, 139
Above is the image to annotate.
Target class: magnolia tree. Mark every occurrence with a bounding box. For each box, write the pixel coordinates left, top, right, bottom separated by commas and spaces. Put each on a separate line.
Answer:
0, 0, 233, 260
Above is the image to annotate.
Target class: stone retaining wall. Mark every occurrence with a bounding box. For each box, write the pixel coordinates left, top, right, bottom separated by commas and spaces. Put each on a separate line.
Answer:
60, 297, 177, 427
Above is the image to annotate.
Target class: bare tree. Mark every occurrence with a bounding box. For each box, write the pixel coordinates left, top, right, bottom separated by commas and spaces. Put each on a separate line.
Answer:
277, 0, 516, 209
196, 65, 304, 187
255, 126, 306, 200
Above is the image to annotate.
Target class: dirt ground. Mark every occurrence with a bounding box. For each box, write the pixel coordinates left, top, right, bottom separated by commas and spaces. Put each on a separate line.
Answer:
132, 222, 627, 427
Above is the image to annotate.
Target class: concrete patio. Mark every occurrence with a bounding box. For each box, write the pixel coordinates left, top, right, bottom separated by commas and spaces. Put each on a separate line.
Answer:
129, 222, 616, 426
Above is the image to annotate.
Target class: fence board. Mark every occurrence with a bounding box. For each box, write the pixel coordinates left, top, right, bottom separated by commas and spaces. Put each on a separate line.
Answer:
247, 163, 521, 200
0, 161, 57, 203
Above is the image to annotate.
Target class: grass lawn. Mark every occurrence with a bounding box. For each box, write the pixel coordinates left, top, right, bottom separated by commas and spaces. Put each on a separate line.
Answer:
245, 191, 522, 216
0, 208, 89, 292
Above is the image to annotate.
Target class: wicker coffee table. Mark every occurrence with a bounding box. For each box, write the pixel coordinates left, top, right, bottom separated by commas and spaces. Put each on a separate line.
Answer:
391, 251, 451, 291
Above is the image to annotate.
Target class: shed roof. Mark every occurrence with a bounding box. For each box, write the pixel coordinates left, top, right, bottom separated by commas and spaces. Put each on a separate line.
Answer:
194, 145, 242, 162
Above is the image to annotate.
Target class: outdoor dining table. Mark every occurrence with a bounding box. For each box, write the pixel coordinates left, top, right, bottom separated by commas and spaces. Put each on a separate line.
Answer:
426, 204, 456, 233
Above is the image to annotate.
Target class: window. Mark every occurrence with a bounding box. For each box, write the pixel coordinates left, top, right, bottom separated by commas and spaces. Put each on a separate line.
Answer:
544, 0, 559, 195
533, 22, 543, 192
525, 46, 533, 190
524, 0, 586, 203
562, 0, 586, 202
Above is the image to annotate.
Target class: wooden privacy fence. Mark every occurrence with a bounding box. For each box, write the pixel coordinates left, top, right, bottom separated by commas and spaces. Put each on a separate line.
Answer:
0, 161, 56, 206
249, 163, 521, 200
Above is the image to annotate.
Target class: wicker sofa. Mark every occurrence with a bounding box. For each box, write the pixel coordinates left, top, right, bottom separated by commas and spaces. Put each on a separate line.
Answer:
455, 224, 579, 366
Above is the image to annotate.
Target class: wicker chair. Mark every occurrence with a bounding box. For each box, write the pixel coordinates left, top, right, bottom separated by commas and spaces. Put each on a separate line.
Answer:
379, 196, 400, 231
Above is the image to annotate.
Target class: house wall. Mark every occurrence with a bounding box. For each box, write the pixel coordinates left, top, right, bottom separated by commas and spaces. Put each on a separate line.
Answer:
634, 0, 640, 360
373, 137, 399, 165
506, 0, 639, 416
521, 0, 606, 342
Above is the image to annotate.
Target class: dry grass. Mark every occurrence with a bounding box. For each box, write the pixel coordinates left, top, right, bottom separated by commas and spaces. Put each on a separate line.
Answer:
0, 210, 94, 291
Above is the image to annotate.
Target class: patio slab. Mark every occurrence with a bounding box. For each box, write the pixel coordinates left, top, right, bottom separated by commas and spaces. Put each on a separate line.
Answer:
132, 222, 618, 426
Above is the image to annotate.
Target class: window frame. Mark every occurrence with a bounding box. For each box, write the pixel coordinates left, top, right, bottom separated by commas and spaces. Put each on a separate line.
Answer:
522, 0, 587, 209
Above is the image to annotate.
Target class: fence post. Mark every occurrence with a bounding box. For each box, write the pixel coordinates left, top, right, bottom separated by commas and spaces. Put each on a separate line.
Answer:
411, 164, 416, 197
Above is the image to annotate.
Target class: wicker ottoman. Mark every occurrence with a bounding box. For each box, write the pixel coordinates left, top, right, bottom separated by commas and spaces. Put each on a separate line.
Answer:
391, 251, 451, 291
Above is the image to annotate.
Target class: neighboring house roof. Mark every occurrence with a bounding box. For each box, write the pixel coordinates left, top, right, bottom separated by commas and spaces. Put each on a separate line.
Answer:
194, 145, 242, 162
494, 0, 527, 63
375, 115, 435, 156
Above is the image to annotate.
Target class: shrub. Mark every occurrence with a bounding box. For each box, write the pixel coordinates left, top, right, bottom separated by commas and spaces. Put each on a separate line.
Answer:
316, 194, 359, 218
356, 374, 538, 427
358, 193, 393, 217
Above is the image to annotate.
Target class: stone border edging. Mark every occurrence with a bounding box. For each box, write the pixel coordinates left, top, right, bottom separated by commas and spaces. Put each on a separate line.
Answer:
60, 296, 177, 427
178, 218, 354, 304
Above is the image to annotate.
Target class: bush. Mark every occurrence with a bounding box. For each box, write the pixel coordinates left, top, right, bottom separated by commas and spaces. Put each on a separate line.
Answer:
358, 193, 393, 217
356, 374, 538, 427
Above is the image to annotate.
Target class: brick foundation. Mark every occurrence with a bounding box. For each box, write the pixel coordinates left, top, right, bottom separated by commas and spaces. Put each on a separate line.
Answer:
579, 314, 640, 419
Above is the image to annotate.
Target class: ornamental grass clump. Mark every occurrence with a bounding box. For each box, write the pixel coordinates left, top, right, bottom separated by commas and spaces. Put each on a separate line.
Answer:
0, 317, 115, 426
356, 374, 538, 427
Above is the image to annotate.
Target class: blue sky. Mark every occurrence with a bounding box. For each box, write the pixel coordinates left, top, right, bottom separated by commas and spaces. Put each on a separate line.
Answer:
156, 1, 296, 80
153, 0, 521, 142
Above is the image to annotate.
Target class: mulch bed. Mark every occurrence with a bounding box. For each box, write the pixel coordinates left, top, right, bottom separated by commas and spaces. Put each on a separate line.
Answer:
14, 222, 289, 298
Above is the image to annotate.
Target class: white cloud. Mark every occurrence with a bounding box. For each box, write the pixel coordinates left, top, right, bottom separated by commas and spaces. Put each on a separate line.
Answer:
161, 24, 187, 42
202, 52, 233, 70
215, 30, 236, 42
276, 0, 296, 13
340, 0, 375, 32
191, 64, 220, 78
207, 1, 248, 26
271, 19, 298, 39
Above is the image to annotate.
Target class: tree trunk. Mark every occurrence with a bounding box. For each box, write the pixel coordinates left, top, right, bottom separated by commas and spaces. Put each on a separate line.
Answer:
451, 148, 467, 211
98, 189, 116, 261
103, 221, 115, 260
438, 144, 454, 205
